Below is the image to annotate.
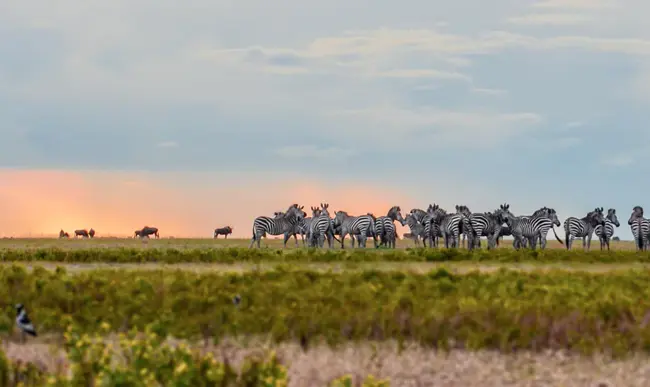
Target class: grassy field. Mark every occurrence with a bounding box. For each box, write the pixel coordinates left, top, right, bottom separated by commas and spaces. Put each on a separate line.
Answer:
0, 236, 637, 250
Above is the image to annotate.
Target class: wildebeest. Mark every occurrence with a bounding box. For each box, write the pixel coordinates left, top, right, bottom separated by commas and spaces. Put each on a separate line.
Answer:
89, 228, 95, 238
214, 226, 233, 239
74, 229, 89, 238
138, 226, 159, 239
58, 230, 70, 238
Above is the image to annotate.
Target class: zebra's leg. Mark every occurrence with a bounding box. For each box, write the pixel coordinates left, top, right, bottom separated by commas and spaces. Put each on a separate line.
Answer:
586, 234, 593, 251
283, 232, 291, 248
293, 233, 299, 247
581, 236, 587, 251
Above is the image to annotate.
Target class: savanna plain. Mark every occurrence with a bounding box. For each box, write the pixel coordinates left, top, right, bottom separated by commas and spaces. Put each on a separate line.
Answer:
2, 236, 650, 386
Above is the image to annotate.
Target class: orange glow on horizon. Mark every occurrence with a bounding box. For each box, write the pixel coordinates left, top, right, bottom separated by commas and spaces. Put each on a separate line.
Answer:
0, 169, 414, 238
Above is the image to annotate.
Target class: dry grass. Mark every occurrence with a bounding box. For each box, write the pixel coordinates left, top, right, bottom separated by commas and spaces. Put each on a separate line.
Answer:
0, 237, 636, 251
3, 261, 650, 274
3, 338, 649, 386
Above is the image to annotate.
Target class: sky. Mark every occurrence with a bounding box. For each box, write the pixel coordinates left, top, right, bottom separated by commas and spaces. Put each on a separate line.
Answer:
0, 0, 648, 238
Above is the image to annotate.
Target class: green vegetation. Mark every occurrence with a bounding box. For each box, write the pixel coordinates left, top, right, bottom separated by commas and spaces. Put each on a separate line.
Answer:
1, 247, 650, 264
2, 265, 650, 355
0, 324, 388, 386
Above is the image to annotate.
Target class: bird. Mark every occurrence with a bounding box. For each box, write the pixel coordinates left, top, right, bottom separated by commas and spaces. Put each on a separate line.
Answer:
233, 294, 241, 307
15, 304, 37, 342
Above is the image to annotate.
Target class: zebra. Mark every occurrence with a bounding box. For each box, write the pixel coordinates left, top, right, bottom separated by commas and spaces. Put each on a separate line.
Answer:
503, 207, 563, 250
309, 203, 336, 248
429, 204, 463, 248
410, 206, 441, 247
332, 211, 377, 248
375, 206, 405, 248
496, 225, 511, 247
467, 209, 510, 250
594, 208, 620, 251
563, 207, 606, 251
249, 204, 306, 248
404, 213, 425, 246
455, 205, 475, 249
628, 206, 650, 251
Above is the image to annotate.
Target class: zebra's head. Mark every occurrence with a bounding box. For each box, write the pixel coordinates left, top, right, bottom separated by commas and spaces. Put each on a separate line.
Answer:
310, 206, 322, 218
404, 213, 418, 227
496, 203, 515, 226
320, 203, 331, 217
387, 206, 405, 225
629, 206, 644, 225
545, 208, 561, 227
333, 211, 349, 227
285, 204, 306, 222
586, 207, 606, 227
455, 205, 471, 217
607, 208, 620, 227
429, 204, 447, 223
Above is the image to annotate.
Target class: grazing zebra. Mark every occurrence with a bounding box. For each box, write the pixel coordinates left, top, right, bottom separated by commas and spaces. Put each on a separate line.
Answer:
404, 213, 425, 246
428, 204, 463, 248
74, 229, 89, 238
563, 208, 606, 251
375, 206, 405, 248
455, 205, 475, 249
503, 207, 563, 250
214, 226, 233, 239
309, 203, 336, 248
332, 211, 377, 248
249, 204, 306, 248
628, 206, 650, 251
594, 208, 620, 251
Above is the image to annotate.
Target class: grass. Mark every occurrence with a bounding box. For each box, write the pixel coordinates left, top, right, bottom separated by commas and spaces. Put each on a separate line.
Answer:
0, 237, 637, 251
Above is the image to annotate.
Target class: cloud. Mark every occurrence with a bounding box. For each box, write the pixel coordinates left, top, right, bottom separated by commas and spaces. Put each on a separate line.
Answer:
601, 156, 634, 167
531, 0, 620, 9
507, 13, 593, 25
471, 87, 508, 96
565, 121, 585, 128
274, 145, 355, 161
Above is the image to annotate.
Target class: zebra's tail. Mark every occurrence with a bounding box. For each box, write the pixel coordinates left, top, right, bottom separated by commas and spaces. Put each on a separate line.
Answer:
637, 219, 644, 250
552, 226, 563, 244
564, 223, 570, 248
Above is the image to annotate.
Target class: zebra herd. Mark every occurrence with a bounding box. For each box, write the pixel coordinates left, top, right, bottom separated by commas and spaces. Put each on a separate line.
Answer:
248, 203, 631, 251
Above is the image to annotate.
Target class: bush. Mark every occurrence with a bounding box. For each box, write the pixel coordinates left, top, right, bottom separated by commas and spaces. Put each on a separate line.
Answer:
1, 247, 650, 264
1, 265, 650, 354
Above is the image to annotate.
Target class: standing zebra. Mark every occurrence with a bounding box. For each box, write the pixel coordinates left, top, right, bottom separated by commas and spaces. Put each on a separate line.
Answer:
310, 203, 336, 248
429, 204, 463, 248
375, 206, 405, 248
594, 208, 620, 251
628, 206, 650, 251
332, 211, 376, 248
496, 225, 511, 247
563, 208, 606, 251
404, 213, 425, 247
467, 208, 511, 250
293, 208, 319, 247
410, 206, 441, 247
503, 207, 563, 250
249, 204, 306, 248
455, 205, 475, 249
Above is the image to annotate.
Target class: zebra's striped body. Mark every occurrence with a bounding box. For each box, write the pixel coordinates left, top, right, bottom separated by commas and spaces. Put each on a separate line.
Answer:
504, 207, 562, 250
404, 214, 425, 246
594, 208, 620, 251
333, 211, 377, 248
310, 203, 335, 248
628, 206, 650, 251
429, 204, 463, 248
375, 206, 405, 249
468, 211, 508, 250
249, 204, 306, 248
564, 208, 606, 251
455, 205, 475, 249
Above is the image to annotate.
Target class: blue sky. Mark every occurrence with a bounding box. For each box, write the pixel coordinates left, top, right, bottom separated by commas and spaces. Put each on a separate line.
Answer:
1, 0, 649, 239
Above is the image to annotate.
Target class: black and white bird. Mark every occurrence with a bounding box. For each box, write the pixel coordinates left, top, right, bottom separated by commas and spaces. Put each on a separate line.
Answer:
233, 294, 241, 307
15, 304, 37, 342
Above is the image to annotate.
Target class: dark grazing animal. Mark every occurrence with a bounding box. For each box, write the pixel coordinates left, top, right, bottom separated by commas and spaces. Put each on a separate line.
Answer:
59, 230, 70, 238
89, 228, 95, 238
134, 230, 142, 238
139, 226, 160, 239
74, 229, 89, 238
214, 226, 233, 239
